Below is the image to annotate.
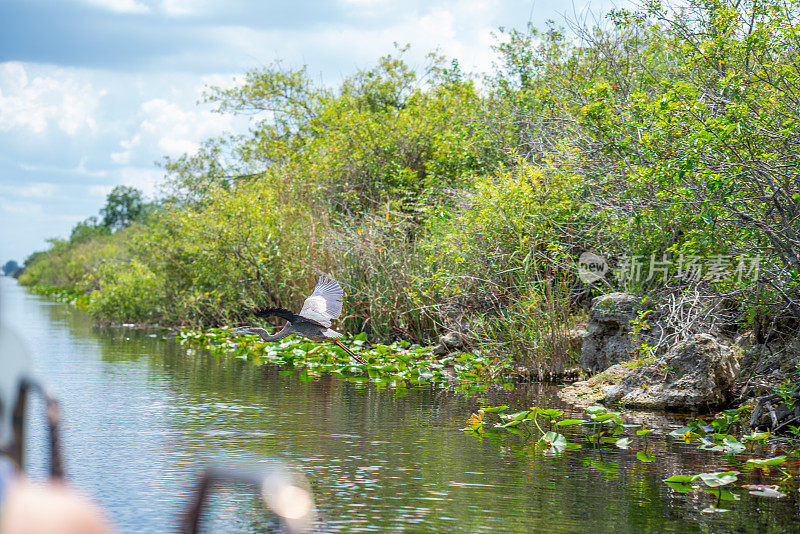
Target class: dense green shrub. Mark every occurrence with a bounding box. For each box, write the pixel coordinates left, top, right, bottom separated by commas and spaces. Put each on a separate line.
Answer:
85, 259, 162, 323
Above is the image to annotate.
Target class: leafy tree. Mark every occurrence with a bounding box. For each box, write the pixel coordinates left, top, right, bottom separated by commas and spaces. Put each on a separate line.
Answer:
70, 216, 110, 243
100, 186, 147, 231
2, 260, 19, 276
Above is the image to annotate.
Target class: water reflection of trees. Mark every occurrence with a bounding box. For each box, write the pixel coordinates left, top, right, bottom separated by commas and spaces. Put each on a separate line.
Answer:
33, 296, 800, 532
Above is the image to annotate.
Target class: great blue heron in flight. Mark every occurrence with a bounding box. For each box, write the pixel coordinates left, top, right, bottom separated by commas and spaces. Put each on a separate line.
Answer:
226, 276, 368, 365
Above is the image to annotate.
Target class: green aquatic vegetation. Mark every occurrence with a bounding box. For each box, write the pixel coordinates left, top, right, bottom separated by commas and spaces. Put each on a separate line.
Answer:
464, 404, 628, 453
664, 471, 741, 512
481, 405, 509, 414
465, 404, 624, 449
742, 430, 770, 443
745, 456, 787, 471
584, 457, 618, 475
177, 328, 515, 393
637, 426, 653, 449
465, 410, 485, 433
29, 285, 91, 308
614, 437, 631, 449
581, 406, 625, 445
462, 405, 571, 454
668, 407, 749, 453
465, 402, 795, 514
540, 431, 568, 455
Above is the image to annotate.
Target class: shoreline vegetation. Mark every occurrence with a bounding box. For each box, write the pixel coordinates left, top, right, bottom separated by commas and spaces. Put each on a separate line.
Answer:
17, 1, 800, 416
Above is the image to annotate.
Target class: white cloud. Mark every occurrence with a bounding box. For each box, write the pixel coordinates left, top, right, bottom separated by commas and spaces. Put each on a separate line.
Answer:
87, 167, 163, 197
110, 152, 129, 165
0, 182, 58, 199
160, 0, 201, 16
81, 0, 151, 14
18, 160, 108, 178
0, 198, 43, 216
137, 97, 233, 158
111, 134, 142, 164
117, 166, 162, 195
0, 62, 104, 136
88, 184, 114, 198
207, 2, 502, 83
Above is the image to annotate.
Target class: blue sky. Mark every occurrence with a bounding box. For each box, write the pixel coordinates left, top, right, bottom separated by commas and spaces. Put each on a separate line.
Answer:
0, 0, 610, 264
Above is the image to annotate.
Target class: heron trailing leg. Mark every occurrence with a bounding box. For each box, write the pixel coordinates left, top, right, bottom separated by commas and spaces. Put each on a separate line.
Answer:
333, 340, 367, 365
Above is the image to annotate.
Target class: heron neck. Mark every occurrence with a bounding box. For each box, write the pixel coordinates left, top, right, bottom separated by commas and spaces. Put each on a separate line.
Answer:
259, 323, 292, 342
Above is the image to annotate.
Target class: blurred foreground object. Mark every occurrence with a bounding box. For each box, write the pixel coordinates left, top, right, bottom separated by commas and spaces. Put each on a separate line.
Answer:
0, 323, 315, 533
0, 324, 114, 533
182, 463, 317, 534
0, 480, 115, 534
0, 325, 63, 479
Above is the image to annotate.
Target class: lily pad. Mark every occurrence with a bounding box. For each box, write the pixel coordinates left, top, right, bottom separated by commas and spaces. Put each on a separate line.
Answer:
556, 419, 586, 426
665, 481, 695, 493
664, 474, 695, 484
743, 485, 786, 498
636, 451, 655, 463
745, 456, 787, 467
543, 431, 568, 450
696, 471, 739, 487
482, 405, 509, 414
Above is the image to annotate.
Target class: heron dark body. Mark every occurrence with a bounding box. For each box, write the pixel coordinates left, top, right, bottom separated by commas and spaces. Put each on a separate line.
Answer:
225, 276, 368, 364
250, 306, 331, 340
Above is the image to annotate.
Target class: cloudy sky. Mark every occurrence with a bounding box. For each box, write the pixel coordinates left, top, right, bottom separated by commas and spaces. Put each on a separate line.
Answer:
0, 0, 611, 264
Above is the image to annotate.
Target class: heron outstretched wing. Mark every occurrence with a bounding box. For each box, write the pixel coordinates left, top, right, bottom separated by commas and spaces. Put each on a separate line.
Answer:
253, 306, 300, 322
298, 276, 344, 327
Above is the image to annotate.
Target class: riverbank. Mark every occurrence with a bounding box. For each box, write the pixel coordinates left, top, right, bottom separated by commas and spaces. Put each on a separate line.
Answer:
13, 275, 800, 532
16, 1, 800, 430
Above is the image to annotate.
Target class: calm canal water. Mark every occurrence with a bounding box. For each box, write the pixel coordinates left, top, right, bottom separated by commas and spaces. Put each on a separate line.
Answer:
2, 276, 799, 533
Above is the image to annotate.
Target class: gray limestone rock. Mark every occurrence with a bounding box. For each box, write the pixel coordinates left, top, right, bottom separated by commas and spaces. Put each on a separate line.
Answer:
603, 334, 740, 412
580, 292, 649, 372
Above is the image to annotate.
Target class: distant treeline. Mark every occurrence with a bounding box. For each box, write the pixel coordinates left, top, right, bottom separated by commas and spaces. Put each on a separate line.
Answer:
19, 0, 800, 372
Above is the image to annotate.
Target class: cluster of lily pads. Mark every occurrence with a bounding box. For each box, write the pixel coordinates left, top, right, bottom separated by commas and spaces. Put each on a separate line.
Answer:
464, 404, 651, 457
464, 403, 793, 512
664, 460, 789, 513
177, 328, 516, 394
29, 285, 89, 307
666, 406, 768, 453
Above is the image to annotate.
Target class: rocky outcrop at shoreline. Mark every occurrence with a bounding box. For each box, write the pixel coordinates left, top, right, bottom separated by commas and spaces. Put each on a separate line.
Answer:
562, 292, 754, 414
603, 333, 740, 412
580, 292, 656, 372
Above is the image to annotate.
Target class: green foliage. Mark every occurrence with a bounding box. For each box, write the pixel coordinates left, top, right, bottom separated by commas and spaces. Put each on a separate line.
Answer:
178, 327, 515, 394
28, 285, 90, 308
100, 186, 149, 231
70, 216, 110, 243
745, 456, 787, 469
18, 231, 130, 290
421, 162, 594, 374
20, 0, 800, 372
464, 400, 792, 512
18, 186, 151, 290
130, 182, 321, 326
86, 259, 162, 323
